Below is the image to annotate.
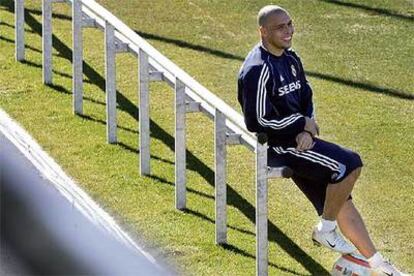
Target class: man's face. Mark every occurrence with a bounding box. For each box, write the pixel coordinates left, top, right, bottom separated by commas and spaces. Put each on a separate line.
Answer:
261, 11, 294, 51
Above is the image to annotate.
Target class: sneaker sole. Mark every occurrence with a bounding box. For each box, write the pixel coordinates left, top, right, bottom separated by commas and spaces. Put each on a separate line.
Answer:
312, 238, 321, 247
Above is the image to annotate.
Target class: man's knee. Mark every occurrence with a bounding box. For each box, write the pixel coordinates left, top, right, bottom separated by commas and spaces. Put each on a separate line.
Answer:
347, 151, 363, 181
347, 166, 362, 183
354, 166, 362, 176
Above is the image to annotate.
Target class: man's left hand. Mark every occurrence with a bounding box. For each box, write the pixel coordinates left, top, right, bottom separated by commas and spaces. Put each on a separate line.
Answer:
295, 131, 315, 151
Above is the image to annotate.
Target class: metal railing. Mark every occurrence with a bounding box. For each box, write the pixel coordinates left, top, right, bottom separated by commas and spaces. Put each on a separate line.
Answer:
13, 1, 292, 275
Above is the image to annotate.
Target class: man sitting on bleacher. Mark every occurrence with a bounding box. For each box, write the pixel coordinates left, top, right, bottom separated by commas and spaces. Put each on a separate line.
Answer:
237, 5, 406, 276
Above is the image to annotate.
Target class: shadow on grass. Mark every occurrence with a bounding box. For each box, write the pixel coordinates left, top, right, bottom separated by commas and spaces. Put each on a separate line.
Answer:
0, 20, 36, 33
0, 35, 42, 54
135, 30, 244, 61
2, 2, 330, 274
0, 35, 89, 81
77, 114, 138, 134
44, 83, 106, 108
220, 243, 311, 276
319, 0, 414, 22
117, 142, 175, 166
22, 60, 92, 82
184, 208, 315, 275
3, 0, 412, 100
305, 71, 414, 100
0, 35, 74, 61
183, 208, 255, 237
134, 29, 413, 101
149, 175, 215, 201
23, 6, 72, 21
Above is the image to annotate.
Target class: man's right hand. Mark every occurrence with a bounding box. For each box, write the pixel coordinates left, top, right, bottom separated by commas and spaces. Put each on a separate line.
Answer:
295, 131, 314, 151
305, 117, 319, 137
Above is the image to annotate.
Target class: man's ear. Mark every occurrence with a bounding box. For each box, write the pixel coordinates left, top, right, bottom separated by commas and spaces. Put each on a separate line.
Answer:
259, 26, 267, 38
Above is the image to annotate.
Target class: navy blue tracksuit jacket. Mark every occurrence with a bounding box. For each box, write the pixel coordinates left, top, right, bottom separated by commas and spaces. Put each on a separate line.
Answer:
238, 44, 314, 146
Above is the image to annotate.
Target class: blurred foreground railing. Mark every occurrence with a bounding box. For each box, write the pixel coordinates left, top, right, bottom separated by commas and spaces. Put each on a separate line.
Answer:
0, 109, 169, 275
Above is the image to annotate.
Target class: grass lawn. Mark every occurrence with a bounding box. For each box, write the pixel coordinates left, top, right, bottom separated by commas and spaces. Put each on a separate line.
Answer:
1, 0, 413, 275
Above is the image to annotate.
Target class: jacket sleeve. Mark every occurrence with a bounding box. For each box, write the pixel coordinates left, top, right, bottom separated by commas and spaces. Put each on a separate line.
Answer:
239, 64, 306, 137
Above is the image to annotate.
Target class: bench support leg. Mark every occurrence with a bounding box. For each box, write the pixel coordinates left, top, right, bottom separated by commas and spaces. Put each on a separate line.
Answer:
256, 140, 268, 276
215, 110, 227, 244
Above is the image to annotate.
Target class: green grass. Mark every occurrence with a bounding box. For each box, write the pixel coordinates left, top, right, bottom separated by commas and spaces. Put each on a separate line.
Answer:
1, 0, 413, 275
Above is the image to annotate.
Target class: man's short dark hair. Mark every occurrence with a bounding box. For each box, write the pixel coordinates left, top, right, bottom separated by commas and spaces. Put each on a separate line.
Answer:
257, 5, 288, 27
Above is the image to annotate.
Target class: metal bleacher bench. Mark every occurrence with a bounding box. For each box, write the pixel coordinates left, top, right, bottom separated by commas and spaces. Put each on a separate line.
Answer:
12, 1, 293, 275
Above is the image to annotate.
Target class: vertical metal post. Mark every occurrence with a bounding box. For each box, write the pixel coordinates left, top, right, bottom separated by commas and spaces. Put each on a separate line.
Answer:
175, 78, 186, 210
256, 135, 268, 276
215, 110, 227, 244
138, 49, 150, 175
42, 0, 52, 84
15, 0, 25, 61
104, 22, 117, 144
72, 0, 83, 115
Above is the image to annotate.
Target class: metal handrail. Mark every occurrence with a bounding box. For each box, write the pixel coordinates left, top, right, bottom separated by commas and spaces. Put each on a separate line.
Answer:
64, 0, 257, 150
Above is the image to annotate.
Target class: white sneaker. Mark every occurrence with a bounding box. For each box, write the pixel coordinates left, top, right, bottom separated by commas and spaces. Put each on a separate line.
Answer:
372, 260, 409, 276
312, 226, 355, 254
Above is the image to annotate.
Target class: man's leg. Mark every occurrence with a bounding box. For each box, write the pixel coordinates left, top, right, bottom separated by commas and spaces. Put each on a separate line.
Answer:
337, 199, 376, 258
311, 167, 361, 254
338, 200, 407, 275
323, 167, 361, 220
271, 140, 363, 254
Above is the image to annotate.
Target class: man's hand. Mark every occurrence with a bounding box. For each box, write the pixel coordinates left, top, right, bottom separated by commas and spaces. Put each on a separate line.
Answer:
296, 131, 315, 151
305, 117, 320, 137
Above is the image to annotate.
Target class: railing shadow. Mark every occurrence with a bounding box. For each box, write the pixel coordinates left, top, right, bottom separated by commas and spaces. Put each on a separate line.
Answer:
44, 83, 106, 107
4, 0, 410, 100
21, 60, 91, 82
219, 243, 311, 276
305, 71, 414, 100
135, 30, 244, 61
77, 114, 138, 135
1, 2, 329, 274
0, 35, 42, 54
23, 6, 73, 21
134, 29, 413, 101
148, 175, 215, 201
319, 0, 414, 22
117, 142, 175, 166
0, 35, 95, 82
0, 20, 36, 33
